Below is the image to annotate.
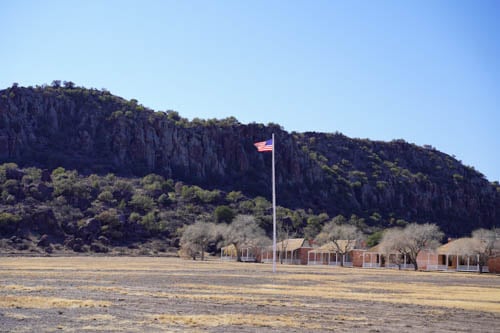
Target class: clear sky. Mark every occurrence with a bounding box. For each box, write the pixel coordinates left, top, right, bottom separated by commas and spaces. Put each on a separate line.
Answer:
1, 1, 499, 181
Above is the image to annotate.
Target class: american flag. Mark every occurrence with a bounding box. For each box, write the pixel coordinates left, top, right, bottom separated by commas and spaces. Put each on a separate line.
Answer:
254, 139, 273, 152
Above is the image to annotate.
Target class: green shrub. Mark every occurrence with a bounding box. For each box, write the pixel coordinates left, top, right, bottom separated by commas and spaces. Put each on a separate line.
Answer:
129, 194, 155, 213
214, 205, 235, 223
0, 212, 21, 232
97, 190, 115, 204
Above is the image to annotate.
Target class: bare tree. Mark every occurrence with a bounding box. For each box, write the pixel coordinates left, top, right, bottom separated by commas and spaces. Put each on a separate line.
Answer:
379, 227, 407, 269
221, 215, 270, 261
277, 218, 296, 264
180, 221, 218, 261
380, 223, 443, 270
315, 219, 363, 266
448, 228, 498, 273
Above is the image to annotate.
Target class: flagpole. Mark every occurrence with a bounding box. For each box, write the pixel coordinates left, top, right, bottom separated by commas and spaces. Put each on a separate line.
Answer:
272, 133, 276, 273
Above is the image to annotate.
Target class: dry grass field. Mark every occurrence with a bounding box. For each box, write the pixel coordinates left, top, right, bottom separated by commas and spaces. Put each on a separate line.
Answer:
0, 257, 499, 332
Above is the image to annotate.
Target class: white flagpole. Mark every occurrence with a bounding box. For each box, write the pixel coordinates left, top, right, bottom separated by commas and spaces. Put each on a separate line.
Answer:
272, 133, 277, 273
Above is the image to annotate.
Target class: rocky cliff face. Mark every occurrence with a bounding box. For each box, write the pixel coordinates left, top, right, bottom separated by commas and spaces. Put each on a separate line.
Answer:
1, 84, 499, 235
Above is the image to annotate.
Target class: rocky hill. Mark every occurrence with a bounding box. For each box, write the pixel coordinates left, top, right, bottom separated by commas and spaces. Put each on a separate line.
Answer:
1, 82, 499, 238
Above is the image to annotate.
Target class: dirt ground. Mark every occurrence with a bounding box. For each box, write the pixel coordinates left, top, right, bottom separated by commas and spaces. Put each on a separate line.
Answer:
0, 257, 499, 332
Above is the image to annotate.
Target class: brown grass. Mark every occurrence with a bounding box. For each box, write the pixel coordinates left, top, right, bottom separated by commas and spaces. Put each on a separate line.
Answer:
78, 314, 116, 321
0, 295, 111, 309
150, 313, 326, 329
1, 256, 499, 332
172, 280, 500, 313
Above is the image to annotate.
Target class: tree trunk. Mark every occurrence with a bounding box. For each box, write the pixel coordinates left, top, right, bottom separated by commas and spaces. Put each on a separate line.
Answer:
236, 245, 241, 262
200, 243, 205, 261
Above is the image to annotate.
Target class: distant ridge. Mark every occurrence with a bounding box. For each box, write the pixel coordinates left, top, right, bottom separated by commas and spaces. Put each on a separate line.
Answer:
1, 82, 499, 235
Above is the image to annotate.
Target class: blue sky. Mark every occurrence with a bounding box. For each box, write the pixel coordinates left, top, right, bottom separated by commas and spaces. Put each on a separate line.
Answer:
1, 1, 499, 181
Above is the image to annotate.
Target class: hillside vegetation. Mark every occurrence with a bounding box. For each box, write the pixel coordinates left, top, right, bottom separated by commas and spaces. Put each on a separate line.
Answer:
0, 163, 340, 254
0, 82, 499, 252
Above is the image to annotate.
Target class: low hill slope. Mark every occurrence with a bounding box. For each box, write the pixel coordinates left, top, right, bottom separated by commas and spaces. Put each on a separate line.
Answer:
1, 83, 499, 236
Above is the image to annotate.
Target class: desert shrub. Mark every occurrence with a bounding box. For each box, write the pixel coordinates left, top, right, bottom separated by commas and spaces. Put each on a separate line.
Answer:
51, 169, 92, 207
0, 212, 21, 233
128, 212, 141, 223
21, 167, 42, 185
97, 190, 115, 204
141, 211, 167, 234
141, 174, 165, 197
197, 189, 221, 204
98, 209, 122, 240
180, 185, 197, 201
226, 191, 243, 203
112, 180, 134, 201
97, 209, 120, 227
129, 194, 155, 213
214, 205, 235, 224
0, 163, 19, 183
3, 179, 20, 195
2, 190, 16, 204
158, 193, 171, 207
141, 174, 165, 186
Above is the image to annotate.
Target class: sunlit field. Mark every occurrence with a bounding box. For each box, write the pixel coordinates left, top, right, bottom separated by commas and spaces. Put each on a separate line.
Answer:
0, 257, 498, 332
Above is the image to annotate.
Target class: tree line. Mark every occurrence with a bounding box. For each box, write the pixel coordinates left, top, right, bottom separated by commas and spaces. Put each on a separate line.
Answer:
180, 213, 498, 273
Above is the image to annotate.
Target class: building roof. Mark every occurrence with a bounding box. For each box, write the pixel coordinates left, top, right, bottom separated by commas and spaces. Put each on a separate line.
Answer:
221, 244, 255, 256
437, 237, 500, 255
437, 238, 484, 255
221, 244, 237, 256
309, 240, 356, 253
275, 238, 311, 252
366, 244, 383, 253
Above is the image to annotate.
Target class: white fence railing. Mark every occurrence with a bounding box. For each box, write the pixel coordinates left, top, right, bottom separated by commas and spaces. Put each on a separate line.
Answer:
263, 258, 301, 265
280, 259, 301, 265
426, 264, 448, 271
328, 261, 353, 267
457, 265, 489, 273
362, 263, 381, 268
386, 263, 415, 270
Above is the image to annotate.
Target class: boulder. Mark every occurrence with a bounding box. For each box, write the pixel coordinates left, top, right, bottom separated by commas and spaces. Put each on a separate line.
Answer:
37, 234, 51, 247
90, 243, 109, 253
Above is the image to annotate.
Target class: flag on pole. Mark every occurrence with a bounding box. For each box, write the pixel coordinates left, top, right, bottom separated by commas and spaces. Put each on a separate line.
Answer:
254, 134, 277, 273
254, 139, 273, 152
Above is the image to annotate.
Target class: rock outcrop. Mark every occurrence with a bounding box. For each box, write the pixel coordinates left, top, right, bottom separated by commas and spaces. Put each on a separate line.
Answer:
0, 84, 499, 235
